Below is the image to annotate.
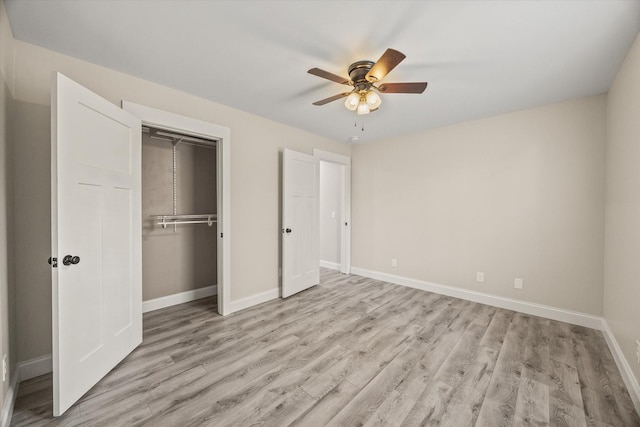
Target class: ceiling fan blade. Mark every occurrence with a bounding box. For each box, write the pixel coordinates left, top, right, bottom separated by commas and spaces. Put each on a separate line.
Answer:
365, 48, 406, 82
308, 68, 351, 85
378, 82, 428, 94
312, 92, 351, 106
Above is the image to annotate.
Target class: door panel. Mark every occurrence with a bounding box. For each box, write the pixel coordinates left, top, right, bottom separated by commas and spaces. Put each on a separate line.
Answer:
74, 103, 132, 174
52, 73, 142, 416
104, 187, 134, 335
282, 149, 319, 298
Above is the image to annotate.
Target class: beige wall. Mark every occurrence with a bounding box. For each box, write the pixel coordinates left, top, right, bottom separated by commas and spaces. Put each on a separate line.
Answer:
0, 0, 15, 418
604, 33, 640, 385
142, 133, 217, 300
352, 95, 607, 315
11, 40, 350, 362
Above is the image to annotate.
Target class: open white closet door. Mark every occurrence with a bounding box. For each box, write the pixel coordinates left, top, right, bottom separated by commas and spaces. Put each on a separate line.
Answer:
51, 73, 142, 416
282, 149, 320, 298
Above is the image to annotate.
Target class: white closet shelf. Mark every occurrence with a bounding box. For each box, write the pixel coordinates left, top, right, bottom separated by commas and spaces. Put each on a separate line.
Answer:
152, 214, 217, 228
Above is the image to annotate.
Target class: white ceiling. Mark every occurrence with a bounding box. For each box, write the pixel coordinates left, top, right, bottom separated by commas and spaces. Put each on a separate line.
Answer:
5, 1, 640, 144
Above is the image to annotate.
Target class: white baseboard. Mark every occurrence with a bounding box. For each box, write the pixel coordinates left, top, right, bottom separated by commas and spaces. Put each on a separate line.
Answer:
320, 260, 341, 271
227, 288, 280, 314
350, 267, 604, 330
0, 367, 19, 427
142, 285, 217, 313
17, 354, 52, 382
601, 320, 640, 415
1, 355, 54, 426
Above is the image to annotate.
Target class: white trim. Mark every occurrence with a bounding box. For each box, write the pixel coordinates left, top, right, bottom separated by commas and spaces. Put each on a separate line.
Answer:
1, 356, 55, 426
351, 267, 604, 330
313, 149, 351, 275
320, 260, 341, 271
601, 320, 640, 414
142, 285, 217, 313
121, 101, 231, 316
17, 355, 52, 382
226, 288, 280, 314
0, 367, 18, 427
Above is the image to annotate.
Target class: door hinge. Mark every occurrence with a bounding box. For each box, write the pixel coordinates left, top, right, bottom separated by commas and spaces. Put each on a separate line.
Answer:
48, 257, 58, 268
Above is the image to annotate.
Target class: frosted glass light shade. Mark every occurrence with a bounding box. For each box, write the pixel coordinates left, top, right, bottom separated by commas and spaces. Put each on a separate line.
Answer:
344, 92, 360, 111
365, 90, 382, 109
356, 100, 370, 115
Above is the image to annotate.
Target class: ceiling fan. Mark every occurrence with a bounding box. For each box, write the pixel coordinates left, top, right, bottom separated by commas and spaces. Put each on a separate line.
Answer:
308, 48, 428, 115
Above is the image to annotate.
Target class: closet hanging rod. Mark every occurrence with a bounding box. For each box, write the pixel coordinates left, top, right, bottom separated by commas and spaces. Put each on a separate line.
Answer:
152, 214, 217, 220
151, 214, 217, 229
159, 219, 217, 226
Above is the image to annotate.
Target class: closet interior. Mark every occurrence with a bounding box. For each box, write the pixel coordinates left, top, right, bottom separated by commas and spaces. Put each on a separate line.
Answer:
141, 126, 218, 302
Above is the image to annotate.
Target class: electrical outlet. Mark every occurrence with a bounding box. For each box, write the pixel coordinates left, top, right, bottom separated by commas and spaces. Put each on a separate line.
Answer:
391, 259, 398, 267
2, 354, 6, 382
476, 272, 484, 282
636, 340, 640, 365
514, 278, 524, 289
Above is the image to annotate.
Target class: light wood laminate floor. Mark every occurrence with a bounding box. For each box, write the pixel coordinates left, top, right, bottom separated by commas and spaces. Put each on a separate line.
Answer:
11, 269, 640, 426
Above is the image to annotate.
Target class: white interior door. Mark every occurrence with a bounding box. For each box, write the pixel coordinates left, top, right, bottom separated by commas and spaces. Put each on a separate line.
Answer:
51, 73, 142, 416
282, 149, 319, 298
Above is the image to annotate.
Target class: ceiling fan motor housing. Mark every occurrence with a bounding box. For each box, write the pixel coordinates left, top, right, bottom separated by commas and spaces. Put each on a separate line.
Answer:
348, 60, 376, 91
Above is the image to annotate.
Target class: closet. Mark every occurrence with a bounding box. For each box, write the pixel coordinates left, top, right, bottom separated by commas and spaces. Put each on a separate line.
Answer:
141, 126, 218, 302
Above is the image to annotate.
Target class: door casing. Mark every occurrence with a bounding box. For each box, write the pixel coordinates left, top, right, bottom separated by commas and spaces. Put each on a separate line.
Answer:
122, 101, 231, 315
313, 149, 351, 274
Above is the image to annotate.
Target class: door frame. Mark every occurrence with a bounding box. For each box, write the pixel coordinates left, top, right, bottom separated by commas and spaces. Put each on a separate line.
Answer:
122, 101, 231, 315
313, 149, 351, 274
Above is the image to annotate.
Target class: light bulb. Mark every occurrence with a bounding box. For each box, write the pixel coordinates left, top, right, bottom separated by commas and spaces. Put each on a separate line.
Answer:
356, 100, 370, 115
365, 90, 382, 109
344, 92, 360, 111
